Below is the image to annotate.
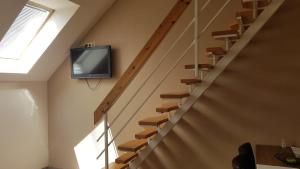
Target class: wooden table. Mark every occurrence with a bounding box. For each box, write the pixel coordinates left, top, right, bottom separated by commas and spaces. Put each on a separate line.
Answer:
256, 145, 300, 169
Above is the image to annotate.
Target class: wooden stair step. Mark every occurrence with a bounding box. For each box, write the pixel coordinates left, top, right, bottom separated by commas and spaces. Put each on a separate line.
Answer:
115, 152, 138, 164
229, 21, 251, 32
135, 128, 158, 139
139, 115, 169, 126
242, 0, 271, 9
236, 9, 264, 24
184, 64, 214, 70
206, 47, 227, 56
212, 30, 239, 40
181, 78, 201, 85
118, 139, 148, 152
156, 103, 179, 113
109, 163, 128, 169
160, 92, 190, 99
230, 21, 240, 31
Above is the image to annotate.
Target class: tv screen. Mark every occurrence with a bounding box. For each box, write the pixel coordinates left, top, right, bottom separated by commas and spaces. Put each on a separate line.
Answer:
70, 46, 112, 79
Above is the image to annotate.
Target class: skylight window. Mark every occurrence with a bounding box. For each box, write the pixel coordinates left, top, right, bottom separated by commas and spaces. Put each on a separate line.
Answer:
0, 0, 79, 74
0, 3, 52, 60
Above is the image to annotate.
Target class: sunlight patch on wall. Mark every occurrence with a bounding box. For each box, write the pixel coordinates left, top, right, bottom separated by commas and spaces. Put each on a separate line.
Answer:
0, 88, 38, 117
74, 121, 118, 169
20, 89, 38, 116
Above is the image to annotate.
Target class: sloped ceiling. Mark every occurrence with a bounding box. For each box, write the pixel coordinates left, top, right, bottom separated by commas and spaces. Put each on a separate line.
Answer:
0, 0, 117, 81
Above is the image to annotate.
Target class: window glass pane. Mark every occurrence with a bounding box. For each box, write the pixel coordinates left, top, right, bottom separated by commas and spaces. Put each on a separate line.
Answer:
0, 4, 50, 60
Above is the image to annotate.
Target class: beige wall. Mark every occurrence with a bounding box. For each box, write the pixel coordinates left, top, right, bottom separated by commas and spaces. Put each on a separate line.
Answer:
140, 1, 300, 169
47, 0, 269, 168
0, 82, 48, 169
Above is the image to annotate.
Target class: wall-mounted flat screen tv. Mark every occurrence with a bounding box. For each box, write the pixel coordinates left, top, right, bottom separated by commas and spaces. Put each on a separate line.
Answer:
70, 46, 112, 79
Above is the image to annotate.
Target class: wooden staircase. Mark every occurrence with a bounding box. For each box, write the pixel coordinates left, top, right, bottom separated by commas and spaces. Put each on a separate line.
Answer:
106, 0, 274, 168
96, 0, 284, 168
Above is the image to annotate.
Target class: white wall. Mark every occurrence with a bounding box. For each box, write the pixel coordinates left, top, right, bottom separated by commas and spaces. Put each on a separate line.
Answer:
0, 82, 48, 169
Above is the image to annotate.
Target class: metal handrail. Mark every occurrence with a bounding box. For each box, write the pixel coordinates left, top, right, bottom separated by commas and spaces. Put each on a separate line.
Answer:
194, 0, 199, 77
97, 0, 233, 161
97, 40, 196, 159
96, 0, 231, 143
96, 18, 196, 143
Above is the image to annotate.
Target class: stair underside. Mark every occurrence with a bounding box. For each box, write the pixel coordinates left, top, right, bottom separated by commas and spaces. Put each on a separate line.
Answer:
230, 21, 251, 32
181, 78, 202, 85
206, 47, 227, 56
212, 30, 239, 40
184, 64, 214, 70
109, 163, 128, 169
242, 0, 271, 9
160, 92, 190, 99
230, 21, 240, 31
139, 115, 169, 126
135, 128, 158, 139
156, 103, 179, 113
236, 9, 264, 24
118, 139, 148, 152
115, 152, 137, 164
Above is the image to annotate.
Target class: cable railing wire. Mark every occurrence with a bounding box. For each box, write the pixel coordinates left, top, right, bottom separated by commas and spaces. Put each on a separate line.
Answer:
96, 0, 232, 160
96, 18, 196, 142
97, 40, 195, 159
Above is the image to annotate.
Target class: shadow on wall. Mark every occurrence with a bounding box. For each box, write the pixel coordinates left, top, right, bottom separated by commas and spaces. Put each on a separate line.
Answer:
140, 0, 300, 169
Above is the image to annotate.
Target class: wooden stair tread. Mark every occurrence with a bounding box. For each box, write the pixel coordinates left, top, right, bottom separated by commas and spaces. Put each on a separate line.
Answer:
230, 21, 240, 31
115, 152, 138, 164
139, 115, 169, 126
206, 47, 227, 56
242, 0, 271, 9
236, 9, 264, 24
212, 30, 239, 40
156, 103, 179, 113
184, 64, 214, 70
109, 163, 128, 169
135, 128, 158, 139
181, 78, 202, 85
118, 139, 148, 152
160, 92, 190, 99
230, 20, 251, 32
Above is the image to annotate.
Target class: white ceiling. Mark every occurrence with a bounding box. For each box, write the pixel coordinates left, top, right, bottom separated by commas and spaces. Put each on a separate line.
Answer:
0, 0, 117, 81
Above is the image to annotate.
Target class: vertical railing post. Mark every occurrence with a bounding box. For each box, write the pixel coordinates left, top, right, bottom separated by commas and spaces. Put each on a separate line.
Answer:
225, 38, 230, 51
253, 0, 257, 19
194, 0, 199, 77
104, 113, 109, 169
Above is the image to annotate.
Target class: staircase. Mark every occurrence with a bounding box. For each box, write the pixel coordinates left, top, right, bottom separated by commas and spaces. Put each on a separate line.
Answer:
94, 0, 285, 168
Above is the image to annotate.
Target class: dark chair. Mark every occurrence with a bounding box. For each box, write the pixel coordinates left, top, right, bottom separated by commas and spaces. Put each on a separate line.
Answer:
239, 143, 254, 155
232, 154, 249, 169
238, 142, 256, 169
